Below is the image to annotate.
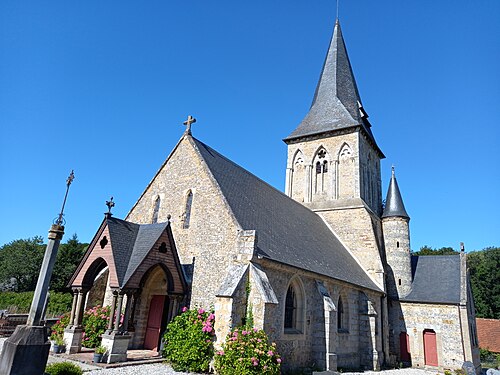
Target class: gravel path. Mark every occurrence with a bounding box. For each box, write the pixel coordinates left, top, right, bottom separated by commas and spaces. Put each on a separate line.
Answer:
0, 338, 445, 374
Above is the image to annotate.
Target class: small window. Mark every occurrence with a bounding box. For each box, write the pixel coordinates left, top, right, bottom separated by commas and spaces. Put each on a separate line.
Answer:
397, 241, 400, 248
337, 296, 344, 330
398, 279, 402, 286
182, 191, 193, 229
315, 161, 322, 174
284, 286, 296, 329
159, 242, 167, 253
322, 161, 328, 173
152, 196, 161, 224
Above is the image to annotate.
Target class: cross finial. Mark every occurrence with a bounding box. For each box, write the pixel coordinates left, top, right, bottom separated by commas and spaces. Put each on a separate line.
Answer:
106, 196, 115, 216
183, 115, 197, 135
391, 165, 395, 176
55, 170, 75, 226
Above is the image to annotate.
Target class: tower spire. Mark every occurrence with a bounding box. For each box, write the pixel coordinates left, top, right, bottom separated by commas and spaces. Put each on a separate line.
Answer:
382, 167, 409, 219
285, 19, 376, 143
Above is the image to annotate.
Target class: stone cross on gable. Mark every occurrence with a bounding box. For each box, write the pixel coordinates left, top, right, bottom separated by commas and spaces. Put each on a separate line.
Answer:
183, 115, 197, 135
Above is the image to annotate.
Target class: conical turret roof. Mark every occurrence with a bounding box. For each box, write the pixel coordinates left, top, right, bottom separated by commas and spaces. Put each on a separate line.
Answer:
382, 167, 409, 219
285, 20, 376, 143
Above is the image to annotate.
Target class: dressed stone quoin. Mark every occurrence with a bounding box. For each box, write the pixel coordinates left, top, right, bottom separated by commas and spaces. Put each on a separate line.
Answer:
67, 19, 480, 372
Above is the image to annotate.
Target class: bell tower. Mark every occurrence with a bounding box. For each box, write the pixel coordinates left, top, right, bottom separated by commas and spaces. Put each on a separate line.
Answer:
283, 19, 386, 287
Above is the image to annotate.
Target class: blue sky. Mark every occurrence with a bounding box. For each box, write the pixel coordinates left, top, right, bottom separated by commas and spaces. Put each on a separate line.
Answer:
1, 1, 499, 251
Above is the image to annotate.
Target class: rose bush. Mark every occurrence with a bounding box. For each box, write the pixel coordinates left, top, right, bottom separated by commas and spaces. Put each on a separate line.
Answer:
162, 307, 215, 372
214, 326, 281, 375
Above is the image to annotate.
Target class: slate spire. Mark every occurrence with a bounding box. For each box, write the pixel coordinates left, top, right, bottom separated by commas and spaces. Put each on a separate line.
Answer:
285, 19, 374, 142
382, 167, 409, 219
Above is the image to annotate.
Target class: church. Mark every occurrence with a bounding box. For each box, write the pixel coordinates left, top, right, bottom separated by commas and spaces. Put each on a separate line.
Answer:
65, 19, 480, 373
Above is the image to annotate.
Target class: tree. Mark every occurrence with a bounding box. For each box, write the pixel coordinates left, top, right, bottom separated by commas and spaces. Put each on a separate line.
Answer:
0, 237, 45, 292
0, 235, 87, 293
412, 245, 459, 256
468, 247, 500, 319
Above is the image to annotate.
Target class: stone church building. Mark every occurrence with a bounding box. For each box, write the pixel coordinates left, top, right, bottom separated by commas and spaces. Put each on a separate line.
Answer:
66, 19, 480, 372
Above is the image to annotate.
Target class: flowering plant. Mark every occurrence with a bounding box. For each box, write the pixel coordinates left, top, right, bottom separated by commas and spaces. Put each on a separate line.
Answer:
214, 326, 281, 375
162, 307, 215, 372
51, 312, 71, 341
81, 305, 111, 348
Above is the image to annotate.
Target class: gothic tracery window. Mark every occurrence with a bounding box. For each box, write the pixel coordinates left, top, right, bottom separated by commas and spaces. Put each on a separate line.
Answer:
313, 147, 330, 194
284, 278, 305, 333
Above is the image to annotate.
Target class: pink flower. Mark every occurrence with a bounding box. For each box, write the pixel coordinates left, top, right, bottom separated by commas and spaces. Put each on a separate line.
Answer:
198, 308, 205, 314
182, 307, 188, 312
277, 358, 282, 363
253, 328, 258, 332
208, 313, 215, 321
268, 350, 274, 356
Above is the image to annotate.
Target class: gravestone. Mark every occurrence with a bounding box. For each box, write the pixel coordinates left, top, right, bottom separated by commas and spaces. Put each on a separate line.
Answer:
462, 360, 476, 375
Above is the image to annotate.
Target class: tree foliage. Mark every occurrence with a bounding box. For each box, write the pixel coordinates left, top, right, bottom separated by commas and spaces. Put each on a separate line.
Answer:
0, 234, 87, 293
412, 245, 459, 256
468, 247, 500, 319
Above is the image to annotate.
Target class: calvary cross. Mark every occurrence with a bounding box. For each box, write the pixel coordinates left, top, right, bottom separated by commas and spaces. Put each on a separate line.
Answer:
183, 115, 197, 135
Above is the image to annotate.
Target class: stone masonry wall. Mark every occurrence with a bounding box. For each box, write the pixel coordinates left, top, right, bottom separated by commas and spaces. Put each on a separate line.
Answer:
126, 136, 242, 308
255, 260, 383, 372
391, 301, 467, 371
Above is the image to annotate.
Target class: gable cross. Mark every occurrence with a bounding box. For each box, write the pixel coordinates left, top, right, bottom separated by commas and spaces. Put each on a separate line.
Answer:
183, 115, 197, 135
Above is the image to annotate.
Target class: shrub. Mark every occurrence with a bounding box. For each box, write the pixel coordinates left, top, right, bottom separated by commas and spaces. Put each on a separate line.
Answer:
214, 326, 282, 375
0, 291, 72, 316
45, 361, 82, 375
51, 305, 111, 348
81, 305, 111, 348
162, 307, 215, 372
51, 312, 71, 340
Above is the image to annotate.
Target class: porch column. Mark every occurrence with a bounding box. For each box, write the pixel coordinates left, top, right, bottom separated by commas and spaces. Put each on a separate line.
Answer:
113, 292, 124, 333
106, 291, 118, 334
73, 289, 86, 328
67, 289, 78, 328
122, 292, 133, 332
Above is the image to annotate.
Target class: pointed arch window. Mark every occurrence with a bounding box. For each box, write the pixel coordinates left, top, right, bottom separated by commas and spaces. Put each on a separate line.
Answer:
337, 296, 344, 330
152, 196, 161, 224
284, 278, 305, 333
313, 147, 330, 194
182, 190, 193, 229
337, 295, 349, 332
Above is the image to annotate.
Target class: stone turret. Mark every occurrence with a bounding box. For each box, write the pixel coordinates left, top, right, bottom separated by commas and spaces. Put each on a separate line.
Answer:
382, 167, 412, 299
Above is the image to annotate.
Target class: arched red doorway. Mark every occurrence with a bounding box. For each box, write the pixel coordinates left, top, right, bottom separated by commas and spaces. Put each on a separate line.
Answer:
423, 329, 438, 366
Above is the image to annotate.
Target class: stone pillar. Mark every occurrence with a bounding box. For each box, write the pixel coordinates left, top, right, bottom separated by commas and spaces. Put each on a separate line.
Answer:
64, 288, 87, 354
68, 290, 78, 328
106, 291, 118, 334
113, 293, 124, 333
122, 294, 132, 332
305, 164, 312, 203
285, 167, 293, 197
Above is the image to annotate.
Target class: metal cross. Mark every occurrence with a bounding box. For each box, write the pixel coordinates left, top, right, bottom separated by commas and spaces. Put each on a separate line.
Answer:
183, 115, 197, 135
106, 196, 115, 214
55, 170, 75, 226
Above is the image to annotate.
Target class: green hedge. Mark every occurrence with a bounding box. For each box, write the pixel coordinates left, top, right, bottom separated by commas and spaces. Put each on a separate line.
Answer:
45, 362, 82, 375
0, 291, 72, 317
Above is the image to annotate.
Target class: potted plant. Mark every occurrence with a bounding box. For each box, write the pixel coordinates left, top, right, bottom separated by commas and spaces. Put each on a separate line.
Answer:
52, 336, 65, 354
93, 346, 106, 363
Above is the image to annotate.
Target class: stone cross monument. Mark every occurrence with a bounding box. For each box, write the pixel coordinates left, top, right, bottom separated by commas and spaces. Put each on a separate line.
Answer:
0, 171, 74, 375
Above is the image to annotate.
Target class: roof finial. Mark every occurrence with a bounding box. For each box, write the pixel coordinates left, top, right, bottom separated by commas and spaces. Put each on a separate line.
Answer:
391, 165, 395, 176
105, 196, 115, 217
183, 115, 197, 135
336, 0, 340, 21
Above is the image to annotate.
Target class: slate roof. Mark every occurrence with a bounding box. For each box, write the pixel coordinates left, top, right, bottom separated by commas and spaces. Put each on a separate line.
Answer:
402, 255, 461, 304
284, 20, 377, 145
382, 167, 409, 219
106, 217, 169, 287
192, 137, 381, 292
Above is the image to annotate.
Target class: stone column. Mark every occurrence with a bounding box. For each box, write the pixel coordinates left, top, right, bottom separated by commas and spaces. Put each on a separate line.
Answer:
113, 293, 124, 333
106, 292, 118, 334
73, 289, 85, 328
67, 290, 78, 328
305, 164, 312, 203
122, 293, 133, 333
285, 167, 293, 197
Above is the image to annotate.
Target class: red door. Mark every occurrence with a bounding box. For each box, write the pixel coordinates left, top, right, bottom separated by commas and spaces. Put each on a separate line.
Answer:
144, 295, 165, 351
423, 329, 438, 366
399, 332, 411, 362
